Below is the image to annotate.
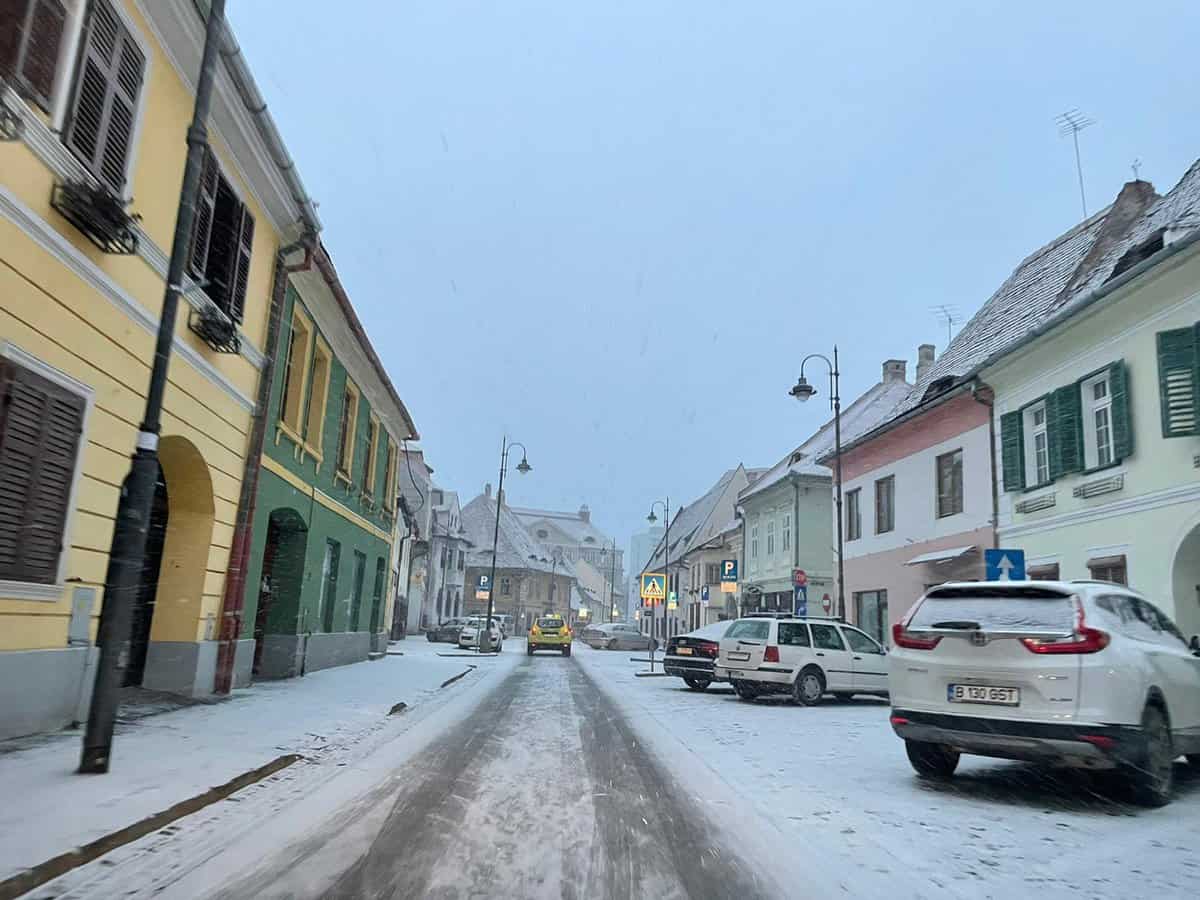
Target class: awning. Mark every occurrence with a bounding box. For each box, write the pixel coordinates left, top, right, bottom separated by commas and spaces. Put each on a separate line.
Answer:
904, 545, 977, 566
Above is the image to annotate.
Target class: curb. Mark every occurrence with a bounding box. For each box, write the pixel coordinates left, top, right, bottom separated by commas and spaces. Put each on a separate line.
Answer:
0, 753, 302, 900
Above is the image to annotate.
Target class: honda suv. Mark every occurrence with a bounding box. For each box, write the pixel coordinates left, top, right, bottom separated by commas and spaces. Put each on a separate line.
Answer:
714, 616, 888, 704
888, 581, 1200, 806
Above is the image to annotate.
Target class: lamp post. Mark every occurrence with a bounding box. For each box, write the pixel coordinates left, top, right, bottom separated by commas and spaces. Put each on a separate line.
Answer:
600, 540, 617, 623
646, 498, 670, 671
483, 437, 531, 652
789, 346, 845, 622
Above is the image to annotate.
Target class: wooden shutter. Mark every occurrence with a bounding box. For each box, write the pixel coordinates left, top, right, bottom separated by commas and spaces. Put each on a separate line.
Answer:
1156, 325, 1200, 438
228, 203, 254, 323
65, 0, 144, 194
999, 410, 1025, 492
188, 145, 218, 279
1048, 384, 1082, 479
1, 0, 67, 111
1108, 360, 1134, 461
0, 359, 86, 584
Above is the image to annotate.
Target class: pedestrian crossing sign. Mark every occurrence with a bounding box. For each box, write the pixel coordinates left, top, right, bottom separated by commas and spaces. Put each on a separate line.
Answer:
641, 573, 666, 603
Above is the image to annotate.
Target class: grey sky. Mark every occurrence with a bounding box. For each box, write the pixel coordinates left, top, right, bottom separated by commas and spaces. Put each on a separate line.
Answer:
229, 0, 1200, 551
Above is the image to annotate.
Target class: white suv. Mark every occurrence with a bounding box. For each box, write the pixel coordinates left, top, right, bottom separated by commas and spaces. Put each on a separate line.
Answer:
714, 616, 888, 704
889, 580, 1200, 806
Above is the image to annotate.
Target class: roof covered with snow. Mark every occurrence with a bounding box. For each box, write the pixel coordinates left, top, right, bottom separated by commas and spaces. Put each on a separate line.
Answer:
509, 505, 613, 546
642, 467, 747, 573
461, 493, 560, 574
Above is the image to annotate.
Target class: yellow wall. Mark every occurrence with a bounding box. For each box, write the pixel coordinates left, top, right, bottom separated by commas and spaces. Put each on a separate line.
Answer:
0, 0, 283, 653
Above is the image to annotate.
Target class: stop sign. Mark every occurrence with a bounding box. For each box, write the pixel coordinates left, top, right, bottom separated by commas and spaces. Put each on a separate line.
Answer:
821, 594, 832, 613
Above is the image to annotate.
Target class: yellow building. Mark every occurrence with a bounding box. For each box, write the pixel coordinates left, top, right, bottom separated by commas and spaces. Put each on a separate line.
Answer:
0, 0, 320, 739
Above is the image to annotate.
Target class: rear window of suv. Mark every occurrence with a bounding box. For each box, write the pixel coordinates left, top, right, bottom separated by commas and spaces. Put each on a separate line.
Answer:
725, 620, 770, 640
537, 618, 566, 630
909, 586, 1075, 631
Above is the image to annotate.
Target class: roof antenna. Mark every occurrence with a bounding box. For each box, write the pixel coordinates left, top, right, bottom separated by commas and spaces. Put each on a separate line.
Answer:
1056, 109, 1095, 219
930, 304, 960, 344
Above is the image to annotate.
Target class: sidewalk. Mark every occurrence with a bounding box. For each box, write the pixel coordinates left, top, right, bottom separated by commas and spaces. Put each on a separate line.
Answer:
0, 637, 507, 887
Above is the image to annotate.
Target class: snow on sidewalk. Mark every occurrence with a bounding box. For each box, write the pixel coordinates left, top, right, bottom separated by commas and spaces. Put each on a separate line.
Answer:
0, 637, 511, 885
575, 646, 1200, 899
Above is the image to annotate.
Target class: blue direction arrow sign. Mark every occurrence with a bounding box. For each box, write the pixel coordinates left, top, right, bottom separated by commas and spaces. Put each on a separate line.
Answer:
985, 548, 1026, 582
793, 585, 808, 617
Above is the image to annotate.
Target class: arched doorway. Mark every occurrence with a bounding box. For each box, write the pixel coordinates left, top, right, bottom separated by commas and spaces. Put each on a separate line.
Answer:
254, 508, 308, 675
1172, 520, 1200, 640
123, 465, 168, 687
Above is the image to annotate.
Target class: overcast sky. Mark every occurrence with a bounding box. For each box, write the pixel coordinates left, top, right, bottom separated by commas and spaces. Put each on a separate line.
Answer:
230, 0, 1200, 554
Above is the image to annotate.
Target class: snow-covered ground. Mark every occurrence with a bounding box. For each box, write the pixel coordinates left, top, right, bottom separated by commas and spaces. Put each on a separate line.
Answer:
575, 646, 1200, 899
2, 638, 520, 895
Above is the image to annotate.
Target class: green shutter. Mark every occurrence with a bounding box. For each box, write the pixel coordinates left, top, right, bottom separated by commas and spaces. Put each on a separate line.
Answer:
1048, 384, 1083, 479
1157, 326, 1200, 437
999, 410, 1025, 492
1108, 360, 1133, 461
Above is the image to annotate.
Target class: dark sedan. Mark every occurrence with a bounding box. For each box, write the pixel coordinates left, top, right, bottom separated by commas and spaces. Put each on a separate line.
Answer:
426, 617, 469, 643
663, 621, 733, 690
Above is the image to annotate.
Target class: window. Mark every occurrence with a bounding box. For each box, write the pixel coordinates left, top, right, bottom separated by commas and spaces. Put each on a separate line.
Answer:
458, 550, 465, 571
842, 627, 883, 654
1027, 563, 1060, 581
382, 440, 398, 511
1157, 325, 1200, 437
705, 563, 720, 584
364, 415, 380, 496
782, 513, 791, 552
1019, 402, 1050, 487
279, 309, 313, 435
750, 523, 759, 561
845, 489, 861, 541
874, 475, 894, 534
809, 623, 846, 651
1088, 554, 1127, 586
778, 622, 811, 647
935, 449, 963, 517
65, 0, 144, 194
304, 338, 332, 457
320, 539, 341, 632
335, 379, 360, 479
2, 0, 67, 112
500, 577, 511, 596
766, 519, 775, 556
725, 619, 770, 640
1081, 373, 1113, 469
189, 148, 255, 321
854, 590, 888, 645
0, 356, 88, 586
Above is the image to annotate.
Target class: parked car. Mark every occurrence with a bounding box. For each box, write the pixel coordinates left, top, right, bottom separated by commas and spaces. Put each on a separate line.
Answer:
458, 617, 503, 652
664, 621, 733, 690
714, 616, 888, 704
583, 622, 657, 651
888, 580, 1200, 806
427, 617, 469, 643
528, 615, 573, 655
493, 614, 514, 637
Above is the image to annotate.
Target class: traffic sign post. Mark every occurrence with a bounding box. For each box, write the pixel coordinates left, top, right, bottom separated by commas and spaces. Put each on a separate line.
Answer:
640, 573, 666, 603
793, 585, 808, 617
821, 594, 832, 615
985, 549, 1026, 581
792, 568, 808, 588
475, 573, 491, 601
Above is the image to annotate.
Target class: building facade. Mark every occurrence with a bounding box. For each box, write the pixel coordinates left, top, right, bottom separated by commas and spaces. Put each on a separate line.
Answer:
426, 488, 469, 625
0, 0, 320, 737
677, 520, 743, 628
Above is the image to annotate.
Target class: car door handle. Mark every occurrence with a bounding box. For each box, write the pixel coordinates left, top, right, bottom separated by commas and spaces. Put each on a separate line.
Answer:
853, 655, 862, 660
816, 652, 825, 657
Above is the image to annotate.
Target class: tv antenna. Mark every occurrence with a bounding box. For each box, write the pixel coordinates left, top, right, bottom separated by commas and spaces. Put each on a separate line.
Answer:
1057, 109, 1095, 219
930, 304, 961, 343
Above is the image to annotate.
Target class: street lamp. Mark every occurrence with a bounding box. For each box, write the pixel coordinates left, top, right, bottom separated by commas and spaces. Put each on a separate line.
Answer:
647, 498, 670, 671
599, 540, 617, 623
483, 437, 531, 652
789, 347, 845, 622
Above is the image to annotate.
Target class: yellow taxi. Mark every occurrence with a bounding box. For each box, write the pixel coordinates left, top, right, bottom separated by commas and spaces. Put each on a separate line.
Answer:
528, 615, 573, 656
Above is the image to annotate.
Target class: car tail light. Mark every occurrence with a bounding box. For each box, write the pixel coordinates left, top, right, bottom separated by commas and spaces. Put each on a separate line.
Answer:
763, 645, 780, 663
1021, 598, 1109, 654
1080, 734, 1116, 749
699, 641, 719, 658
892, 622, 942, 650
890, 715, 910, 726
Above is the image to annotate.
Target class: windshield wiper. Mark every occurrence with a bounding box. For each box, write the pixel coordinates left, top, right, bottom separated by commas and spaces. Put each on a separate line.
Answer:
930, 620, 981, 630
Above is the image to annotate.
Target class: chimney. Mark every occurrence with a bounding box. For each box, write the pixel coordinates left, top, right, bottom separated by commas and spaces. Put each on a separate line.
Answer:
484, 482, 492, 499
882, 359, 907, 383
916, 344, 935, 384
1059, 179, 1159, 300
579, 504, 590, 523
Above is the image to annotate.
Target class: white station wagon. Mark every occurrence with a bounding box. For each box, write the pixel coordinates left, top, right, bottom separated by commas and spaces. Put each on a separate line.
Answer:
889, 581, 1200, 806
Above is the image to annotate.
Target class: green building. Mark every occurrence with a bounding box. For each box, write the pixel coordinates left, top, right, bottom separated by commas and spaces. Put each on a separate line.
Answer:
238, 247, 419, 681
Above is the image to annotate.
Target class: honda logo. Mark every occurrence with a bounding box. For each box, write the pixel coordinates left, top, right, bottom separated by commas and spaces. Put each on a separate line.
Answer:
970, 631, 989, 647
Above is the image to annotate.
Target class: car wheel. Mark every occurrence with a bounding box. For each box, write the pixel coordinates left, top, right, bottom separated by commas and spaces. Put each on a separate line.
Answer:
1186, 754, 1200, 768
1128, 704, 1174, 807
426, 632, 436, 642
563, 645, 572, 657
792, 666, 825, 706
905, 739, 959, 778
606, 638, 617, 650
684, 677, 711, 691
734, 682, 757, 701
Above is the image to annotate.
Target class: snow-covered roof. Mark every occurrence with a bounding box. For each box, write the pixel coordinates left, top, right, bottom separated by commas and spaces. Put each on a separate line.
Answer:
642, 467, 745, 573
461, 493, 559, 574
744, 375, 912, 498
509, 505, 613, 546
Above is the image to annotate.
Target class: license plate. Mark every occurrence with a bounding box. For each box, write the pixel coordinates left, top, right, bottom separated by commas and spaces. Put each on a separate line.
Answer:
676, 647, 693, 655
729, 651, 750, 661
947, 684, 1019, 706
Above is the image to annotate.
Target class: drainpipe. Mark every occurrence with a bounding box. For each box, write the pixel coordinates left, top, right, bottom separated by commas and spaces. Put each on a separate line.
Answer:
213, 238, 314, 694
971, 381, 1000, 555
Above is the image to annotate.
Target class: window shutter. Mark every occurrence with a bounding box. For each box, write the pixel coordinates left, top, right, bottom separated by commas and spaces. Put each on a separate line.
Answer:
1108, 360, 1133, 461
228, 203, 254, 323
999, 410, 1025, 492
1156, 325, 1200, 438
188, 146, 218, 279
1048, 384, 1083, 479
65, 0, 143, 194
1, 0, 66, 111
0, 360, 86, 584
